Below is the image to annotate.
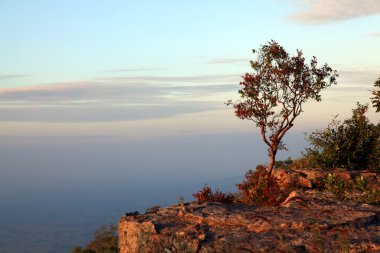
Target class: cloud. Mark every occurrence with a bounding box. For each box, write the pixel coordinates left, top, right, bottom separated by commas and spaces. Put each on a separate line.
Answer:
2, 68, 376, 122
366, 32, 380, 37
0, 74, 29, 80
314, 68, 379, 102
96, 74, 240, 84
286, 0, 380, 24
107, 67, 168, 73
167, 84, 236, 94
0, 82, 163, 103
0, 69, 377, 125
205, 58, 249, 65
0, 81, 236, 103
0, 103, 217, 122
338, 69, 380, 85
0, 75, 238, 122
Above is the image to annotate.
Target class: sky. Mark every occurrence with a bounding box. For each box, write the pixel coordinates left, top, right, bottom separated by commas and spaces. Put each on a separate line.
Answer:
0, 0, 379, 138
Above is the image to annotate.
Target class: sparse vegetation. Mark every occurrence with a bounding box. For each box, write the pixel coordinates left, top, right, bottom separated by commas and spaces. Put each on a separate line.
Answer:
193, 162, 379, 206
192, 167, 288, 206
189, 163, 379, 251
324, 173, 351, 200
192, 185, 235, 204
145, 205, 161, 214
193, 166, 291, 206
71, 224, 118, 253
353, 175, 380, 205
355, 175, 369, 192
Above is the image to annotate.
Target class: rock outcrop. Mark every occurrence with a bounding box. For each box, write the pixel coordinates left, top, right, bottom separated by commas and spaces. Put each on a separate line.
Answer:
118, 189, 380, 252
118, 168, 380, 252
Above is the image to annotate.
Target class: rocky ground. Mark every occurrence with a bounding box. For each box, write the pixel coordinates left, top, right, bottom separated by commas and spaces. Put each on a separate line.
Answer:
118, 169, 380, 253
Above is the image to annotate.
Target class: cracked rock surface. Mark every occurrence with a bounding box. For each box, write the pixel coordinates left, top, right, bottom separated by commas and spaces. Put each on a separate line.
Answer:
118, 190, 379, 253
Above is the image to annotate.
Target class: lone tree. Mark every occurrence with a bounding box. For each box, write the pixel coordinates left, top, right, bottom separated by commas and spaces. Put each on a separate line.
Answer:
371, 77, 380, 112
228, 40, 338, 175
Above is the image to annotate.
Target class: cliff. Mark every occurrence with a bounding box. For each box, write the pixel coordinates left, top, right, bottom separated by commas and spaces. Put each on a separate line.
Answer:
118, 169, 380, 253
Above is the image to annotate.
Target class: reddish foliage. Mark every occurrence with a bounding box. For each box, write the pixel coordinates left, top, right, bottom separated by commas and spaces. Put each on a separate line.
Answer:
228, 40, 338, 175
237, 167, 288, 206
193, 186, 235, 204
193, 167, 290, 206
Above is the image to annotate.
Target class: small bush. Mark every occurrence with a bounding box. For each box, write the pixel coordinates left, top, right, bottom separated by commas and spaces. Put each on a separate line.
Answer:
192, 167, 289, 206
355, 175, 369, 192
305, 103, 380, 172
360, 189, 380, 205
353, 175, 380, 205
236, 167, 289, 206
145, 205, 161, 214
71, 247, 96, 253
71, 224, 118, 253
268, 157, 313, 170
193, 186, 236, 204
321, 173, 380, 205
273, 157, 293, 170
324, 173, 351, 200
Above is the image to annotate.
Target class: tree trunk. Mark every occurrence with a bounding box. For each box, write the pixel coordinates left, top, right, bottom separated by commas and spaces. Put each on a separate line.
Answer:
267, 148, 277, 176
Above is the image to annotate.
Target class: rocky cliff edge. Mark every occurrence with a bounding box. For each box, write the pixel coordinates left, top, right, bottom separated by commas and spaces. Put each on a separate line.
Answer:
118, 169, 380, 253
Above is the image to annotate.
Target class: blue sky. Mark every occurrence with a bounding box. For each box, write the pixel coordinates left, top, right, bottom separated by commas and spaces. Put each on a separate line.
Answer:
0, 0, 379, 135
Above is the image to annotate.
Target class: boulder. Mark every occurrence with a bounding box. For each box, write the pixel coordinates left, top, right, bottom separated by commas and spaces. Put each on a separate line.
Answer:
273, 169, 313, 189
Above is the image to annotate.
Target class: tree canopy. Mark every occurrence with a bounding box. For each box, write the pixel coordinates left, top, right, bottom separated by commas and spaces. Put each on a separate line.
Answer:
228, 40, 338, 174
371, 77, 380, 112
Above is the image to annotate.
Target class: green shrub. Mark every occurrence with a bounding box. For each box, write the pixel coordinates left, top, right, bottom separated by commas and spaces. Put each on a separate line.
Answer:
71, 246, 96, 253
305, 103, 380, 172
71, 224, 118, 253
361, 189, 380, 205
324, 173, 351, 200
321, 173, 380, 205
371, 77, 380, 112
355, 175, 369, 192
